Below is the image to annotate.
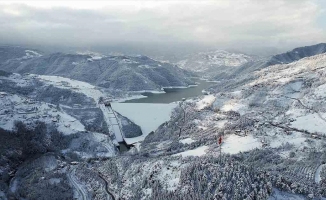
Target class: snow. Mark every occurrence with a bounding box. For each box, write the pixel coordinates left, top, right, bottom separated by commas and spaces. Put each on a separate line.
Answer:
286, 108, 326, 134
99, 104, 124, 142
25, 50, 42, 57
173, 146, 208, 157
142, 188, 152, 200
179, 138, 195, 144
178, 50, 253, 72
315, 164, 326, 183
114, 95, 148, 103
222, 134, 261, 154
0, 93, 85, 135
49, 178, 61, 185
291, 113, 326, 134
196, 95, 216, 110
314, 84, 326, 97
37, 75, 103, 102
220, 100, 246, 113
215, 120, 227, 128
156, 161, 181, 191
37, 75, 125, 141
111, 103, 177, 144
10, 179, 18, 193
55, 110, 85, 135
268, 188, 306, 200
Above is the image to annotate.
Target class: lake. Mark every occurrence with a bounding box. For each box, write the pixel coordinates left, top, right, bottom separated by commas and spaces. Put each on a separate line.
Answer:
123, 79, 215, 104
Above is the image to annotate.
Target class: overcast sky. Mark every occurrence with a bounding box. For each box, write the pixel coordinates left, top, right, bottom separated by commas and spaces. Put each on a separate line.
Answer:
0, 0, 325, 56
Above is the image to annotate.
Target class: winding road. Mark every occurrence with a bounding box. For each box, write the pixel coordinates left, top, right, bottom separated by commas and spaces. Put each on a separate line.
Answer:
95, 170, 116, 200
67, 167, 89, 200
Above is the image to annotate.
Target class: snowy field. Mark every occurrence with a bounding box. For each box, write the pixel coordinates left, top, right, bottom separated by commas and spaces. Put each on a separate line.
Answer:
222, 134, 261, 154
173, 146, 208, 157
37, 75, 103, 102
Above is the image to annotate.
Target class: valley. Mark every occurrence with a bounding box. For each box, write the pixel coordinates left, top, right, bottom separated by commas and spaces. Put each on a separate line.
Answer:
1, 1, 326, 199
1, 44, 326, 199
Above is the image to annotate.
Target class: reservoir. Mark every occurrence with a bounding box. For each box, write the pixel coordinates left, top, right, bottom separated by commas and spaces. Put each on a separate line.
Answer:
123, 79, 215, 104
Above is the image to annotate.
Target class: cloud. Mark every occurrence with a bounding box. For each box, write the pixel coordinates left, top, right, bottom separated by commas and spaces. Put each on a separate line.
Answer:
0, 0, 325, 55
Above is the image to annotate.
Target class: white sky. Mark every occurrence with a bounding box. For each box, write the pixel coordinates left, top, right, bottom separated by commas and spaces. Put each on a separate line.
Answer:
0, 0, 325, 55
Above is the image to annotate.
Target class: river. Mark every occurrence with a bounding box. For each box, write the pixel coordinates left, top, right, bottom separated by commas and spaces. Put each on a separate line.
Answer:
123, 79, 215, 104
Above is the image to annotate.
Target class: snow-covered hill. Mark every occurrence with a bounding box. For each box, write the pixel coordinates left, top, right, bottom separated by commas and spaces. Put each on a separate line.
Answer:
0, 46, 42, 65
268, 43, 326, 66
177, 50, 257, 77
120, 52, 326, 199
4, 45, 326, 200
0, 73, 146, 158
0, 47, 195, 91
177, 44, 326, 81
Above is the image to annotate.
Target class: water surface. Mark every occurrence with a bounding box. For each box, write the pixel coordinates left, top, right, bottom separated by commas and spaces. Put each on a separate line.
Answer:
123, 80, 215, 103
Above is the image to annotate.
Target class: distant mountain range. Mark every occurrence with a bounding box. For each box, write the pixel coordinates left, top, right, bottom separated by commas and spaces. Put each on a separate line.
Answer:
268, 43, 326, 65
0, 47, 195, 91
176, 43, 326, 80
177, 50, 257, 74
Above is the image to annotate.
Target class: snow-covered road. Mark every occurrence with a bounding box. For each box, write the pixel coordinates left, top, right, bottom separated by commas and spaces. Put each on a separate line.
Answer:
67, 168, 89, 200
315, 164, 326, 184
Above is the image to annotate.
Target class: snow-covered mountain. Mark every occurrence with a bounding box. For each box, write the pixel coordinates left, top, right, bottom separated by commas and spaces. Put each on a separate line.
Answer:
3, 44, 326, 200
0, 47, 195, 91
268, 43, 326, 66
120, 52, 326, 199
177, 44, 326, 81
177, 50, 257, 76
0, 46, 42, 65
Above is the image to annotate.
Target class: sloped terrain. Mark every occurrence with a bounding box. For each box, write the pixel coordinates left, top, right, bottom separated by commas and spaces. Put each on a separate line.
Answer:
178, 43, 326, 81
268, 43, 326, 66
92, 53, 326, 199
3, 45, 326, 199
0, 73, 147, 198
28, 51, 326, 200
176, 50, 260, 79
0, 47, 195, 91
177, 50, 255, 72
0, 46, 42, 65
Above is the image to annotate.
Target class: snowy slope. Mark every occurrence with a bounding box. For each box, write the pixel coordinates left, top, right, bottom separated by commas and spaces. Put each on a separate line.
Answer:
268, 43, 326, 66
36, 75, 131, 143
178, 50, 254, 71
0, 49, 195, 92
142, 53, 326, 162
176, 50, 257, 78
0, 46, 42, 65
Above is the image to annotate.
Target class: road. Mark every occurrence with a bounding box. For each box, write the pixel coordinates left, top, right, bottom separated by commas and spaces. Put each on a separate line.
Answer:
96, 171, 116, 200
67, 167, 89, 200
